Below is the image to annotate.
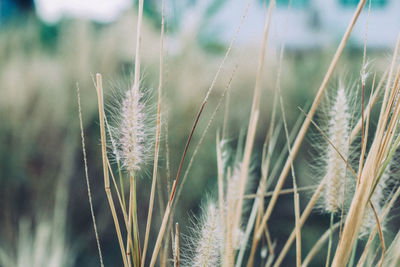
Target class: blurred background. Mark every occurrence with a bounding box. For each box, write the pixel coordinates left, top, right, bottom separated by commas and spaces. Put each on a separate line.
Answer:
0, 0, 398, 266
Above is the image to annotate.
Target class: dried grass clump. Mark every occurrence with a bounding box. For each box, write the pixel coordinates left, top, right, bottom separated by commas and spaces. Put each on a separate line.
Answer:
79, 0, 400, 266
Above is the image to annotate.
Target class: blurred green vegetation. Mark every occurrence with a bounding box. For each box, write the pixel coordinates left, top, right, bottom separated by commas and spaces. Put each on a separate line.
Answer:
0, 7, 394, 267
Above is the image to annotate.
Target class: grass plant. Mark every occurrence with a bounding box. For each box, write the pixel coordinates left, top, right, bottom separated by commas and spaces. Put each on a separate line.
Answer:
13, 0, 400, 266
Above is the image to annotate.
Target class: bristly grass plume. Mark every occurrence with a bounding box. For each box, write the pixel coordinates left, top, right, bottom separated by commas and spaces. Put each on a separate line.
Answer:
120, 86, 147, 173
84, 0, 400, 266
184, 203, 224, 267
323, 87, 351, 214
109, 81, 154, 175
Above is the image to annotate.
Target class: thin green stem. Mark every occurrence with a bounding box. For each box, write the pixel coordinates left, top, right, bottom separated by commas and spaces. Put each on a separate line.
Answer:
118, 161, 126, 209
132, 175, 141, 267
349, 237, 359, 267
326, 212, 334, 267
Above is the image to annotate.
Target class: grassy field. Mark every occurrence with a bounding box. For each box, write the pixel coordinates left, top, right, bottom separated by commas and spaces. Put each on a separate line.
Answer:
1, 1, 400, 266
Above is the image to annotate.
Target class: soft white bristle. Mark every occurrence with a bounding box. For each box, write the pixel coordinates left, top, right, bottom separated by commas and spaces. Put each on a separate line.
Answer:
192, 203, 224, 267
225, 165, 244, 249
226, 166, 241, 209
119, 85, 146, 174
324, 88, 350, 213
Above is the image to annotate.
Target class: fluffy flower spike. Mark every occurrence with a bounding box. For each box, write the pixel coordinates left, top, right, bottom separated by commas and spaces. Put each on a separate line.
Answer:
191, 203, 224, 267
119, 85, 147, 174
323, 87, 351, 213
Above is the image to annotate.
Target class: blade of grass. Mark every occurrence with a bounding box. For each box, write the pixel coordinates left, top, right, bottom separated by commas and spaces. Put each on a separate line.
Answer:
104, 116, 126, 210
77, 84, 104, 267
302, 222, 340, 267
273, 180, 326, 267
174, 223, 180, 267
244, 185, 317, 199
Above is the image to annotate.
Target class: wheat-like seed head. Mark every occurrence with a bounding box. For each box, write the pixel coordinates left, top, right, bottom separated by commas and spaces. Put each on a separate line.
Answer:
324, 88, 351, 213
225, 165, 246, 250
191, 203, 224, 267
119, 85, 146, 174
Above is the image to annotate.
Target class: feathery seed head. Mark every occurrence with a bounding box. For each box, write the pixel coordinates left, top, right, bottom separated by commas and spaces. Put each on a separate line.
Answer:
191, 203, 224, 267
119, 85, 147, 174
225, 164, 246, 249
323, 87, 351, 213
227, 166, 241, 207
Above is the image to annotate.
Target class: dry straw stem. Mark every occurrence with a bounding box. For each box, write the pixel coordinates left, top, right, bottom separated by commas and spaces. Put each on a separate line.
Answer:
301, 222, 340, 267
244, 95, 280, 267
126, 174, 141, 267
244, 185, 317, 199
350, 69, 388, 142
141, 0, 165, 264
370, 202, 385, 267
294, 193, 301, 267
357, 74, 375, 182
358, 0, 372, 178
244, 1, 282, 263
149, 184, 172, 267
95, 73, 128, 267
376, 40, 400, 136
332, 35, 400, 267
105, 117, 127, 209
240, 109, 279, 267
222, 89, 230, 139
255, 0, 367, 240
77, 85, 104, 267
107, 159, 130, 230
126, 177, 134, 267
273, 180, 326, 267
133, 0, 144, 90
106, 155, 137, 264
174, 223, 180, 267
125, 0, 144, 265
233, 0, 275, 241
216, 132, 225, 225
